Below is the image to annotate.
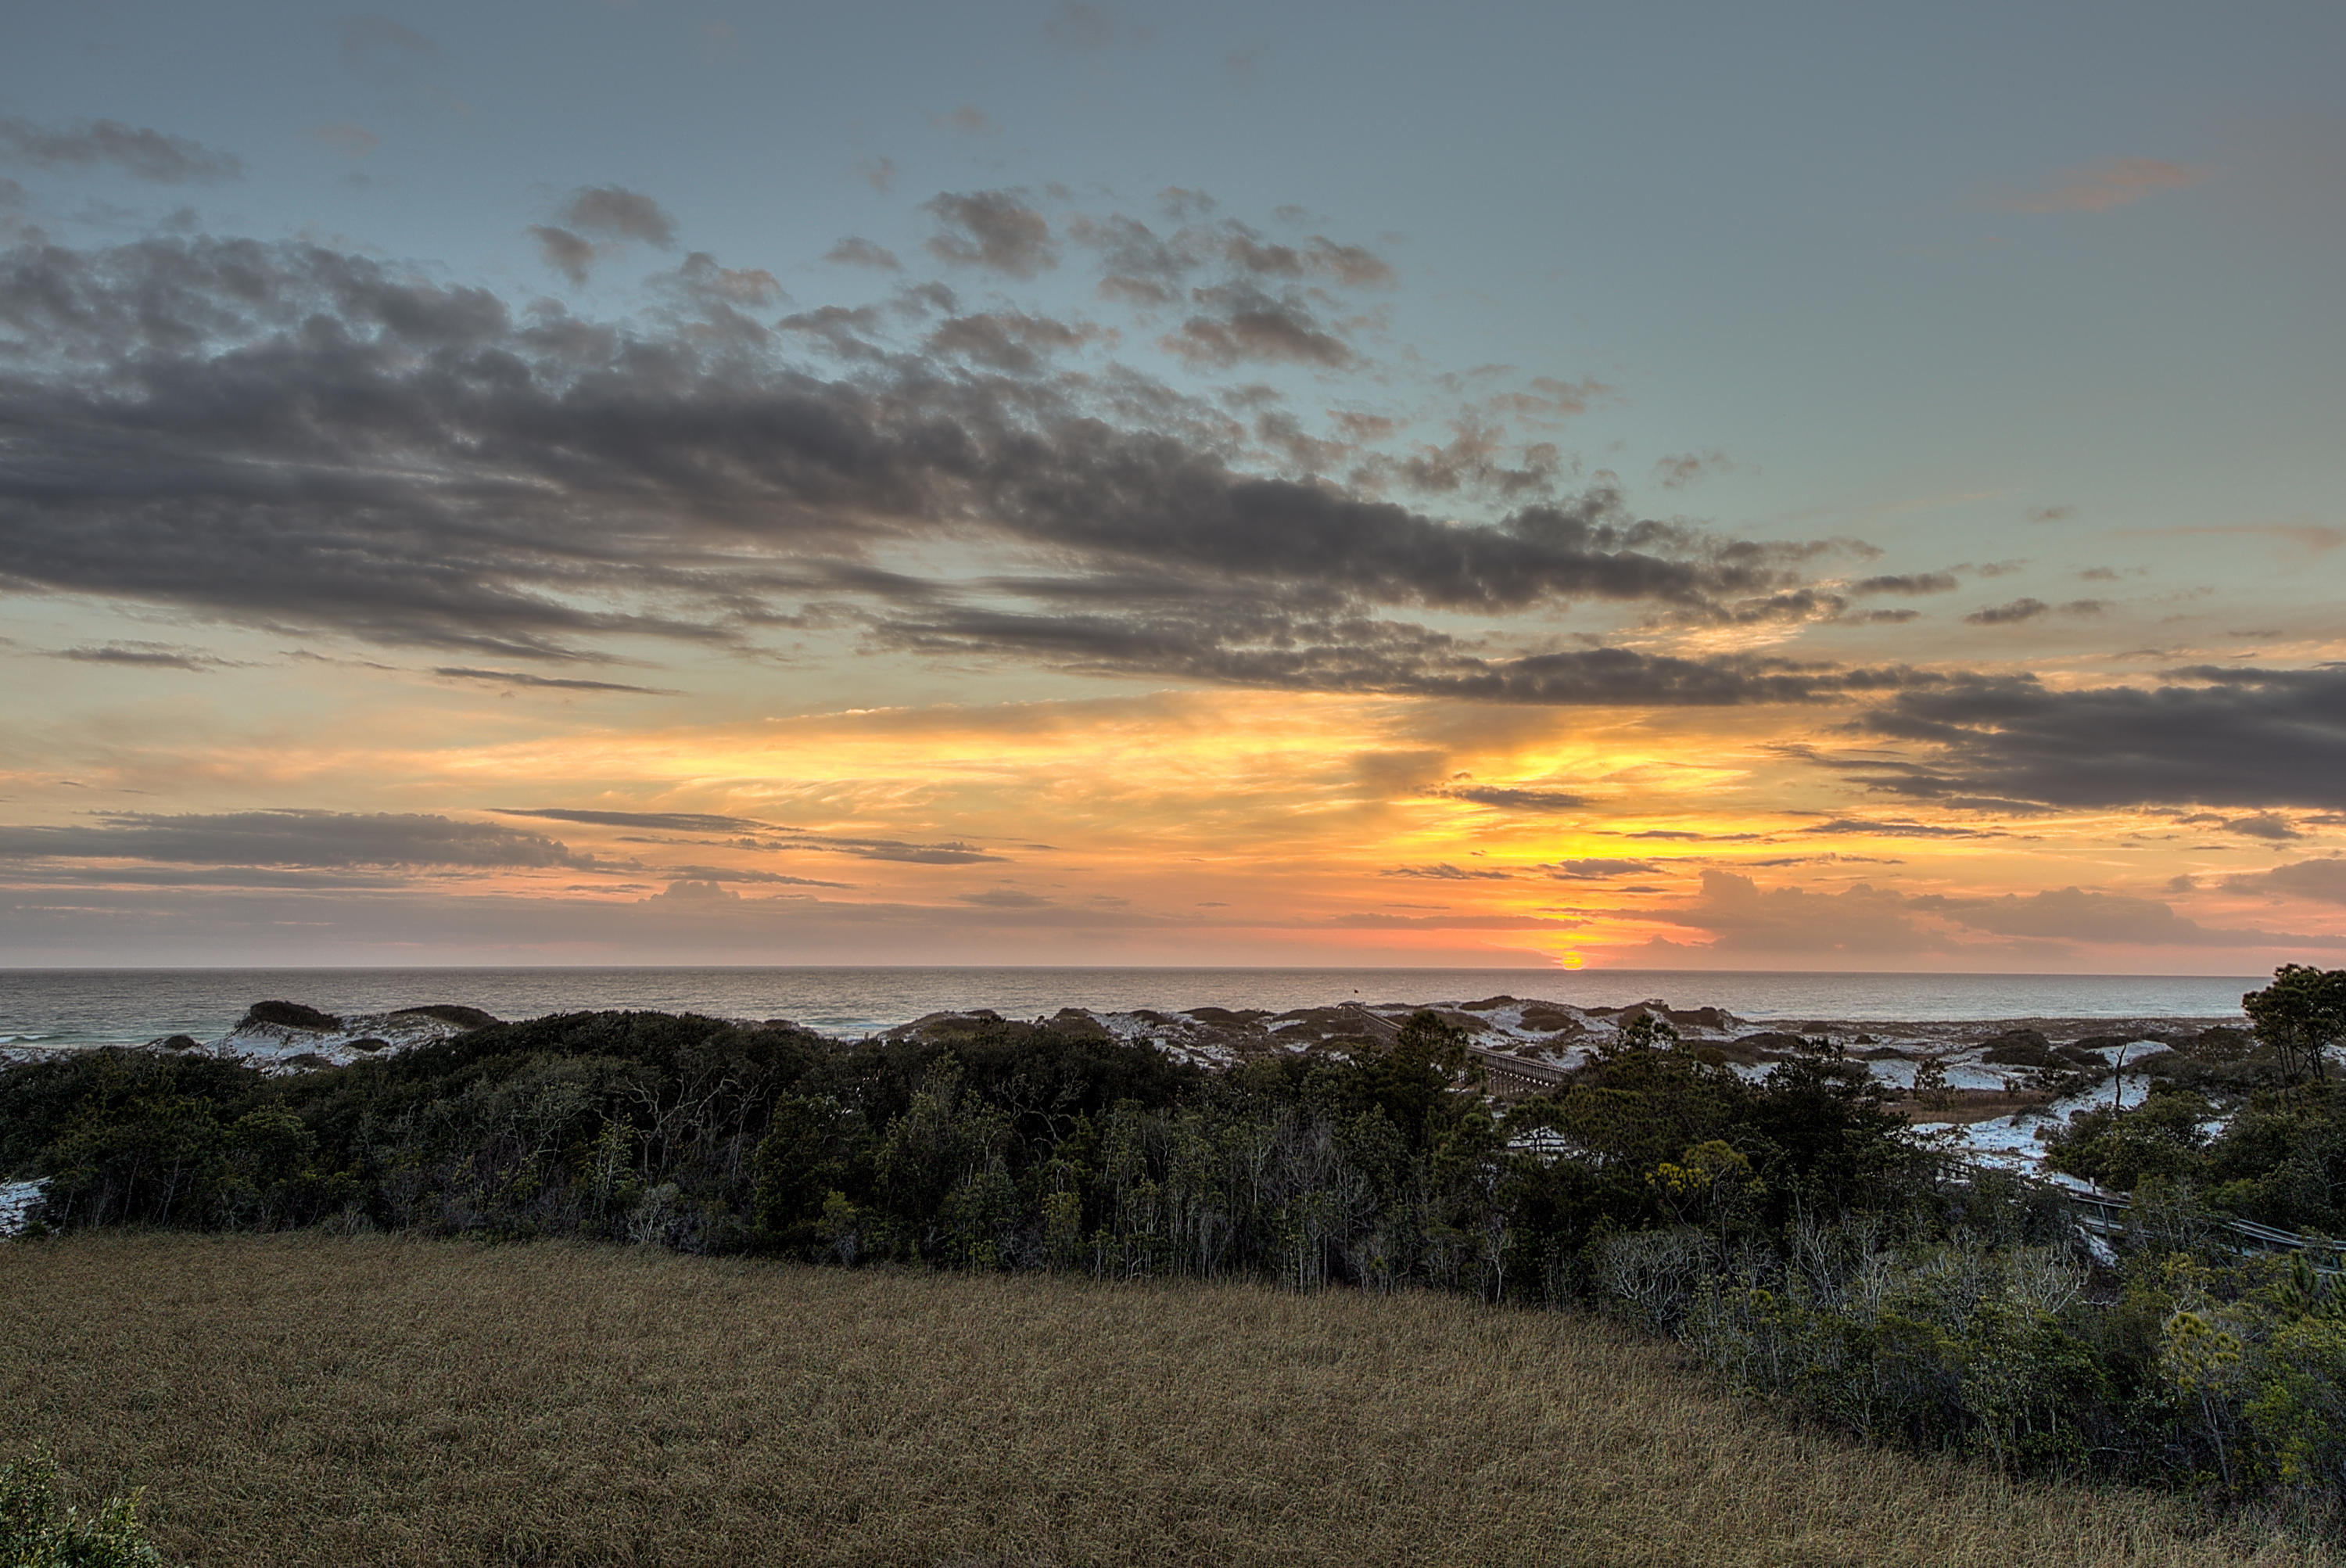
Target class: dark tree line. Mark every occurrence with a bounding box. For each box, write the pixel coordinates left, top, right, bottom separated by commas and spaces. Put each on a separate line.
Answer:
2, 1010, 1908, 1291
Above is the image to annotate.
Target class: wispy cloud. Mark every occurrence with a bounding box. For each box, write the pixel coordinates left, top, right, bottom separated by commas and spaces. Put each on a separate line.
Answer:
2001, 156, 2212, 213
48, 641, 235, 671
0, 810, 585, 870
432, 667, 672, 695
492, 808, 1008, 864
0, 116, 241, 183
924, 189, 1056, 276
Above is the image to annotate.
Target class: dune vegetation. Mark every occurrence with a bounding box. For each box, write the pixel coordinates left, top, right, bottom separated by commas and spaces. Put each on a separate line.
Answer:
1, 1230, 2329, 1568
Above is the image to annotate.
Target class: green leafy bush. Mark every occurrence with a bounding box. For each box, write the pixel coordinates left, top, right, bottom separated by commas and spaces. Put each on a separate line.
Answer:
0, 1448, 162, 1567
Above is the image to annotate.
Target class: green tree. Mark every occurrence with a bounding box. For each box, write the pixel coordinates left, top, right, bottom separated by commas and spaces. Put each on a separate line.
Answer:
2244, 964, 2346, 1094
750, 1096, 847, 1254
1358, 1010, 1483, 1154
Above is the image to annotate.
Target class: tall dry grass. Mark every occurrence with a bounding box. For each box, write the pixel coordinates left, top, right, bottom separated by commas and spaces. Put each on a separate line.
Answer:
0, 1233, 2326, 1566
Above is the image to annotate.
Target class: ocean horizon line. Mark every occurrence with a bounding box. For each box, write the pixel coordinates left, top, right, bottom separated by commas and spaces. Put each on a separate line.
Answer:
0, 963, 2271, 980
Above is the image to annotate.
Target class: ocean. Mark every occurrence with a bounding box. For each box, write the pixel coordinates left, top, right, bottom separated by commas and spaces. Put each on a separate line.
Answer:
0, 967, 2265, 1051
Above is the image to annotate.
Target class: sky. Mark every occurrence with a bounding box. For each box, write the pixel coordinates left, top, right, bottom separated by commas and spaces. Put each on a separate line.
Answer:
2, 0, 2344, 971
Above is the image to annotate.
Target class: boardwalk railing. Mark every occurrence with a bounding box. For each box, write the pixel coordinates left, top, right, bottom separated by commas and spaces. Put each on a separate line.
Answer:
2067, 1186, 2342, 1269
1470, 1045, 1574, 1096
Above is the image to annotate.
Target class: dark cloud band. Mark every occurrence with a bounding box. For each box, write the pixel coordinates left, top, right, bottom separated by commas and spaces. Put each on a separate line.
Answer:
0, 233, 1836, 694
1860, 667, 2346, 812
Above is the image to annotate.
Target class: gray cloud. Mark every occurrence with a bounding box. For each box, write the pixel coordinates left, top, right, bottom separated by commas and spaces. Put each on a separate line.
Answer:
824, 236, 902, 270
496, 807, 769, 834
1069, 209, 1394, 310
1851, 572, 1957, 596
924, 190, 1056, 277
528, 225, 597, 285
775, 301, 888, 358
2227, 858, 2346, 906
1429, 784, 1588, 813
1965, 597, 2048, 625
432, 666, 670, 694
0, 229, 1884, 709
49, 640, 230, 670
1802, 818, 2007, 839
1069, 213, 1204, 306
1677, 587, 1846, 628
1380, 422, 1563, 499
1653, 450, 1727, 490
873, 600, 1926, 706
1858, 666, 2346, 812
1953, 594, 2101, 625
1648, 869, 2335, 957
0, 809, 580, 870
491, 807, 1006, 865
529, 188, 677, 283
645, 877, 739, 903
826, 840, 1005, 865
310, 122, 378, 159
1161, 283, 1354, 368
0, 117, 241, 184
1549, 858, 1660, 878
924, 310, 1107, 374
1622, 830, 1763, 841
1649, 870, 1925, 956
1044, 1, 1150, 55
650, 253, 782, 335
935, 106, 996, 138
1381, 863, 1513, 880
1221, 231, 1394, 289
340, 16, 447, 85
1912, 885, 2312, 947
960, 887, 1054, 908
558, 185, 676, 247
1477, 377, 1602, 423
664, 863, 852, 889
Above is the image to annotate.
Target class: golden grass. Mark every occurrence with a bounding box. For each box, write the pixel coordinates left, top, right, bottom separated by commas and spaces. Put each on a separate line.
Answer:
1901, 1089, 2058, 1125
0, 1233, 2326, 1567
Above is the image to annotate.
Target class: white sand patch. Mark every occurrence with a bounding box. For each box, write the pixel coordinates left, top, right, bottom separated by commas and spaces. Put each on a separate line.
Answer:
0, 1180, 45, 1236
2080, 1040, 2166, 1064
1867, 1059, 1919, 1089
208, 1008, 482, 1071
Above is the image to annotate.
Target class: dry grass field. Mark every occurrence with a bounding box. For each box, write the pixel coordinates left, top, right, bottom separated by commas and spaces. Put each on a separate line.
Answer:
0, 1233, 2328, 1567
1896, 1088, 2058, 1125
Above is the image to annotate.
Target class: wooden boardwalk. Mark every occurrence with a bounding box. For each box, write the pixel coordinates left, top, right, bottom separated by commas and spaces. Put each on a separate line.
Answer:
2065, 1186, 2341, 1270
1470, 1044, 1573, 1097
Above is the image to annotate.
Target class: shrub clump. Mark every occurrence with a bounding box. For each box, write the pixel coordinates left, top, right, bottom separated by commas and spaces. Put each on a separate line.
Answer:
0, 1447, 162, 1566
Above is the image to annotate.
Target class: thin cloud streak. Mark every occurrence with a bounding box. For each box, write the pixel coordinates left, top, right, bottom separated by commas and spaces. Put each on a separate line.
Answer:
2002, 156, 2213, 213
